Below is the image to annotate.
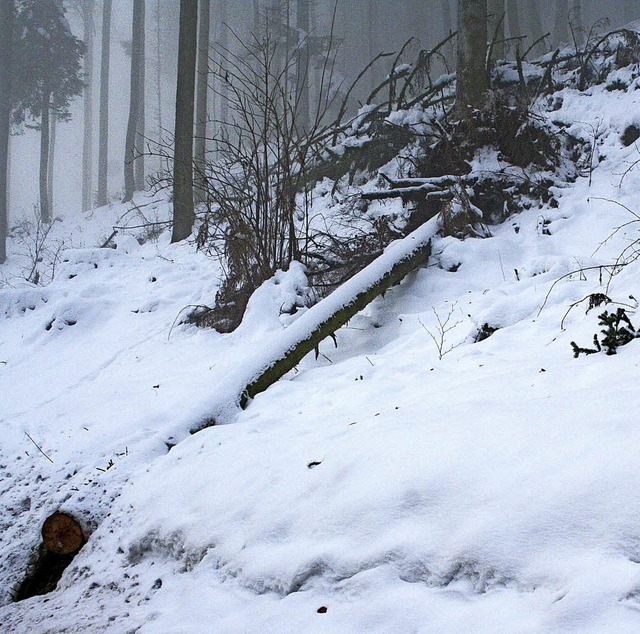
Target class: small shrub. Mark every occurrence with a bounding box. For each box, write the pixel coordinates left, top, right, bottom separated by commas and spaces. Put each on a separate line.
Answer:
571, 308, 639, 357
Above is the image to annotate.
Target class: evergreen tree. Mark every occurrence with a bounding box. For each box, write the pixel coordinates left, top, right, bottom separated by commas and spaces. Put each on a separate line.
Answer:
11, 0, 84, 223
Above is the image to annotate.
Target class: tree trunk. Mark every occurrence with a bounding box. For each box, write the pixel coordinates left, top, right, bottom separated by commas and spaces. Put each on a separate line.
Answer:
527, 0, 546, 57
96, 0, 112, 208
82, 0, 94, 212
134, 0, 146, 192
487, 0, 505, 61
571, 1, 583, 44
47, 115, 56, 216
219, 0, 229, 127
171, 0, 198, 243
123, 0, 144, 203
506, 0, 521, 40
554, 0, 569, 45
456, 0, 488, 115
155, 0, 163, 174
194, 0, 210, 204
296, 0, 310, 135
232, 220, 434, 412
0, 0, 12, 263
40, 87, 52, 224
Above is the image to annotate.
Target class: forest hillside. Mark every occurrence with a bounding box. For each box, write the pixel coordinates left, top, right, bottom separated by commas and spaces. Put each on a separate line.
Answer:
2, 20, 640, 631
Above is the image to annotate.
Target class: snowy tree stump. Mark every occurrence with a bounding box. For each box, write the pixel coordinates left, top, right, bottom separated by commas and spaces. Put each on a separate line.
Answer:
42, 512, 84, 555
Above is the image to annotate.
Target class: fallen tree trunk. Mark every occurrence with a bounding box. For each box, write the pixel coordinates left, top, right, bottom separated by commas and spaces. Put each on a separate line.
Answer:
238, 219, 437, 408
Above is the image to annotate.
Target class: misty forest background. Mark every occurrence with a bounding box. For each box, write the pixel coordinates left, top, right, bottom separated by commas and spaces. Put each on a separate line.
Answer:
1, 0, 638, 246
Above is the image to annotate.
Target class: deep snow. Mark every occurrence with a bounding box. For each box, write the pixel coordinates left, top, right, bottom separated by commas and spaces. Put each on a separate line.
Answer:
2, 80, 640, 632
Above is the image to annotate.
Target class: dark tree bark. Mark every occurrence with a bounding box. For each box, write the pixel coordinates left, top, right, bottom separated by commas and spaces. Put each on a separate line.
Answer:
0, 0, 12, 263
39, 84, 52, 224
82, 0, 94, 212
456, 0, 488, 115
171, 0, 198, 243
194, 0, 210, 203
123, 0, 144, 203
96, 0, 112, 207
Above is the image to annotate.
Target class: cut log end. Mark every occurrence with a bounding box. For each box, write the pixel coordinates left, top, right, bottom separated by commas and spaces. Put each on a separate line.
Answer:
42, 512, 84, 555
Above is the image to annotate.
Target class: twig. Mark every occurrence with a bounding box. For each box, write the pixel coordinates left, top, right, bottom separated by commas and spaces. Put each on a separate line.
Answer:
25, 432, 54, 463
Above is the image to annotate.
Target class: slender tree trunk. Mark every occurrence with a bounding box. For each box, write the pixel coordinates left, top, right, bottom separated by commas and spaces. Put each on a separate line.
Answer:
0, 0, 12, 263
47, 114, 56, 216
96, 0, 112, 207
135, 1, 146, 191
527, 0, 546, 57
40, 87, 52, 224
124, 0, 144, 202
456, 0, 488, 115
171, 0, 198, 243
506, 0, 521, 40
155, 0, 163, 173
296, 0, 310, 134
571, 1, 583, 44
82, 0, 94, 212
219, 0, 228, 126
555, 0, 569, 45
487, 0, 505, 61
194, 0, 210, 203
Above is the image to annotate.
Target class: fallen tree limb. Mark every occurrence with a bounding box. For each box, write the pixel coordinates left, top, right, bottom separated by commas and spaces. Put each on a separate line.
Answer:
360, 187, 454, 202
237, 219, 437, 409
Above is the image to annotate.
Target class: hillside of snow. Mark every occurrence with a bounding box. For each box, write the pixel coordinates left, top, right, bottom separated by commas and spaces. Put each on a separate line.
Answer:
3, 76, 640, 632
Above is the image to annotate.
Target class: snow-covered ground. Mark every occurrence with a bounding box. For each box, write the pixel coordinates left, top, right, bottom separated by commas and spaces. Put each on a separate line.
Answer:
2, 81, 640, 632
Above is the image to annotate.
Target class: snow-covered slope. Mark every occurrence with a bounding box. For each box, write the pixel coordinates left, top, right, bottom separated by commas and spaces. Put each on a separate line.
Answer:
2, 83, 640, 632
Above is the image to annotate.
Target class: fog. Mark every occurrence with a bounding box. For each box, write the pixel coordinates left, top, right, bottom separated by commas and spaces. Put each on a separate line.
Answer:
7, 0, 638, 220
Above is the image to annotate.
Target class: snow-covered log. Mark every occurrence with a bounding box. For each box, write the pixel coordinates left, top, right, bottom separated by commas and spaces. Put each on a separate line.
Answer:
237, 220, 436, 408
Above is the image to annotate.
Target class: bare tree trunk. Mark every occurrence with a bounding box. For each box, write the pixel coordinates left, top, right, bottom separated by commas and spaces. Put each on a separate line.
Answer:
171, 0, 198, 243
219, 0, 229, 126
194, 0, 210, 204
487, 0, 505, 61
296, 0, 310, 134
571, 0, 583, 44
82, 0, 94, 212
527, 0, 546, 57
555, 0, 569, 45
0, 0, 12, 263
135, 2, 146, 192
124, 0, 144, 203
96, 0, 112, 207
155, 0, 163, 174
40, 86, 52, 224
456, 0, 488, 115
506, 0, 521, 40
47, 115, 56, 216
